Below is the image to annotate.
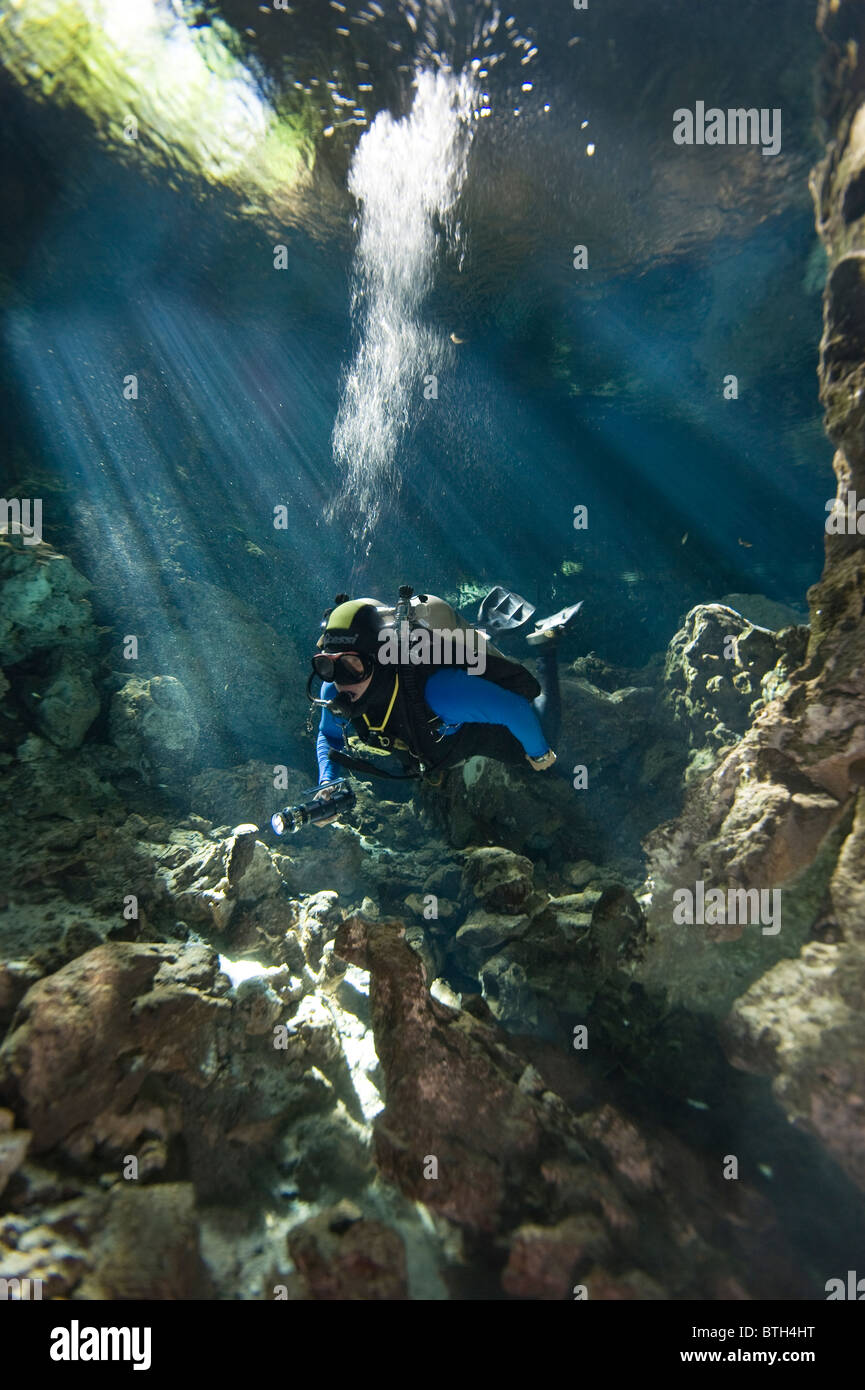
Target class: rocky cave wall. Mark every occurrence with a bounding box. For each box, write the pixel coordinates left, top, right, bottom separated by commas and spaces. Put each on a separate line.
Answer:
633, 0, 865, 1195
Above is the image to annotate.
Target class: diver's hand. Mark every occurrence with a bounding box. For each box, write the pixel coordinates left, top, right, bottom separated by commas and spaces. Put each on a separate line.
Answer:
526, 749, 557, 771
313, 783, 341, 827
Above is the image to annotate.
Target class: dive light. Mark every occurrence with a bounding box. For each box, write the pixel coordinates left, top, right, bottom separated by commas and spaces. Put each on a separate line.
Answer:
270, 780, 355, 835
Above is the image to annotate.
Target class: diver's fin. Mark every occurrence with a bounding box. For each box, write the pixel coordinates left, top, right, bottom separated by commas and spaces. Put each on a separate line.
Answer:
477, 586, 536, 635
526, 600, 584, 645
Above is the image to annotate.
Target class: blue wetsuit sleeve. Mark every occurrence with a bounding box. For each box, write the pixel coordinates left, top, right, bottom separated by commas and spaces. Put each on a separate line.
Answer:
316, 683, 346, 784
424, 668, 549, 759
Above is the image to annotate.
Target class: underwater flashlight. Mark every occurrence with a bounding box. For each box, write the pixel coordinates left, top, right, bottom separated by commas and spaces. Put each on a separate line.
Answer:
270, 780, 355, 835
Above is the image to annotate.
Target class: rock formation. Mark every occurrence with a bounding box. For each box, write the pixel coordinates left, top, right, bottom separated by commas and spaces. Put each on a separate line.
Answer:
629, 0, 865, 1194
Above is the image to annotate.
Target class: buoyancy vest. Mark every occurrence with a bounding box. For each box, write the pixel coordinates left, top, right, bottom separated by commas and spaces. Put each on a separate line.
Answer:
332, 593, 540, 777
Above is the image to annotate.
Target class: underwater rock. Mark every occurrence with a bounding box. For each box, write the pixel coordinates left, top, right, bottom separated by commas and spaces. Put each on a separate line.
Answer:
0, 533, 97, 666
722, 940, 865, 1192
286, 1201, 408, 1300
153, 822, 303, 948
0, 921, 382, 1219
85, 1183, 212, 1300
422, 657, 682, 867
559, 676, 656, 770
124, 577, 306, 769
434, 754, 583, 858
478, 953, 549, 1034
0, 941, 230, 1153
334, 914, 576, 1236
0, 961, 42, 1038
0, 1108, 30, 1197
3, 740, 120, 841
581, 1266, 669, 1300
460, 846, 536, 914
0, 535, 102, 753
634, 13, 865, 1011
719, 789, 865, 1192
474, 908, 593, 1033
33, 652, 100, 750
625, 10, 865, 1174
332, 915, 808, 1298
226, 829, 284, 904
191, 760, 308, 835
564, 859, 622, 890
455, 908, 534, 958
556, 670, 689, 860
501, 1215, 611, 1299
109, 674, 200, 778
636, 760, 843, 1021
278, 1098, 376, 1204
663, 603, 808, 783
0, 1175, 100, 1298
452, 885, 639, 1035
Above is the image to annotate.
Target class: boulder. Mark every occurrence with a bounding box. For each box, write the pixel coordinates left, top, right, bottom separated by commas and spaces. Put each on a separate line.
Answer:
460, 846, 536, 913
34, 652, 100, 749
332, 915, 809, 1298
286, 1201, 408, 1300
88, 1183, 212, 1299
0, 941, 229, 1153
663, 603, 808, 782
0, 534, 97, 665
722, 940, 865, 1192
109, 675, 200, 777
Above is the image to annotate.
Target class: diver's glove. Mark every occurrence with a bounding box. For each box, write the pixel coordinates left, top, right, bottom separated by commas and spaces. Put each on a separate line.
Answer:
312, 782, 344, 827
526, 749, 557, 771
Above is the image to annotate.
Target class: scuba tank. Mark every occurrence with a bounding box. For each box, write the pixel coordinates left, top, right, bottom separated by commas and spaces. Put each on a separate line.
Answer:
377, 587, 541, 702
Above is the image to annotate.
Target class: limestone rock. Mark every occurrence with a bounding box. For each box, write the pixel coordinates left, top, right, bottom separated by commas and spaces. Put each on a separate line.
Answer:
0, 1109, 31, 1197
501, 1215, 611, 1300
109, 674, 199, 776
461, 846, 536, 913
722, 939, 865, 1192
0, 941, 229, 1152
455, 908, 533, 957
333, 915, 808, 1298
435, 755, 576, 856
479, 953, 547, 1033
191, 760, 308, 838
663, 604, 807, 782
287, 1201, 408, 1300
34, 652, 100, 749
89, 1183, 211, 1299
0, 535, 97, 665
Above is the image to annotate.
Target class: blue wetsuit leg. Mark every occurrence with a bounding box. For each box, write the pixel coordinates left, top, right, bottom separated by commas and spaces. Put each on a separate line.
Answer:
532, 645, 561, 748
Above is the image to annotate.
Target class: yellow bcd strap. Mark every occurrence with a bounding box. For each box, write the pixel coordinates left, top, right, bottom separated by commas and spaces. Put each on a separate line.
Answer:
362, 674, 399, 734
344, 675, 403, 754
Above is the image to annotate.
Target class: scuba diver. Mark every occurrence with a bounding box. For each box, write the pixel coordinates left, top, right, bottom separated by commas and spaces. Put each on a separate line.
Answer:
304, 585, 582, 827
